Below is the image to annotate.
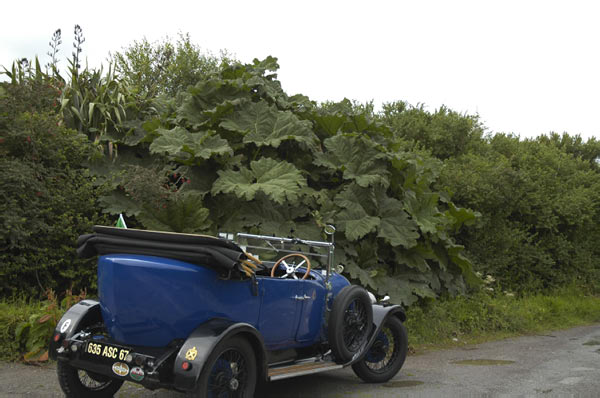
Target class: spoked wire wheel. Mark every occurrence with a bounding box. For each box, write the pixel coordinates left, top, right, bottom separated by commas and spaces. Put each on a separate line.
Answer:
329, 285, 373, 363
342, 297, 370, 352
351, 316, 408, 383
208, 350, 249, 398
196, 337, 256, 398
364, 323, 398, 372
57, 361, 124, 398
77, 369, 114, 390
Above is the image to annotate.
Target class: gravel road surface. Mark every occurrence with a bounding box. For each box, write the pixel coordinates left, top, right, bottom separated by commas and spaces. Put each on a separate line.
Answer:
2, 323, 599, 397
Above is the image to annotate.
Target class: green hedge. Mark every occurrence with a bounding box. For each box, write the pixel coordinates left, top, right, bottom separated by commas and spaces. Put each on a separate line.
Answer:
0, 80, 109, 297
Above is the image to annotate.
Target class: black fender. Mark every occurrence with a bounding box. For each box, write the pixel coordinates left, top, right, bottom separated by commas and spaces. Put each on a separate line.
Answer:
173, 318, 267, 392
48, 299, 102, 360
346, 303, 406, 365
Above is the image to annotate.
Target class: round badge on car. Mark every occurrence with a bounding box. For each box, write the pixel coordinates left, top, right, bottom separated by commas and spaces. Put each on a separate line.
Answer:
130, 366, 144, 381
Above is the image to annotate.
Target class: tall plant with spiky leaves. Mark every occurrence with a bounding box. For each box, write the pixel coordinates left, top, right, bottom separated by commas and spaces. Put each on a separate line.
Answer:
46, 29, 62, 76
71, 25, 85, 73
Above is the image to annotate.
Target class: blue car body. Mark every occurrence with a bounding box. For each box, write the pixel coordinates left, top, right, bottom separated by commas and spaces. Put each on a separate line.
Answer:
50, 226, 407, 397
98, 254, 350, 349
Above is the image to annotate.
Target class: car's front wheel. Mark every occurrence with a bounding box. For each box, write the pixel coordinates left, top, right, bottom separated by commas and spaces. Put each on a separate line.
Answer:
328, 285, 373, 363
351, 316, 408, 383
57, 361, 124, 398
194, 336, 257, 398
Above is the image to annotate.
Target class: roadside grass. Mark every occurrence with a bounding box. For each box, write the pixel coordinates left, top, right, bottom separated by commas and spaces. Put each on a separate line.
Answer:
0, 298, 44, 361
405, 285, 600, 353
1, 286, 600, 361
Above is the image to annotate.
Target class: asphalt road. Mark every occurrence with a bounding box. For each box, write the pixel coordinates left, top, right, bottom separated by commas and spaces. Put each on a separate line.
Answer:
2, 323, 600, 397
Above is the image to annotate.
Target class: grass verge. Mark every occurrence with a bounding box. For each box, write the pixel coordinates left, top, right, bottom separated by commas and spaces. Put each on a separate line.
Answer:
1, 286, 599, 361
0, 298, 45, 361
404, 285, 600, 353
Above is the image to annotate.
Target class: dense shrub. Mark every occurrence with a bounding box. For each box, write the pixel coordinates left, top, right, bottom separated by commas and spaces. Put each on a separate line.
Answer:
380, 101, 600, 294
0, 79, 109, 297
380, 101, 486, 160
441, 134, 600, 292
111, 33, 234, 98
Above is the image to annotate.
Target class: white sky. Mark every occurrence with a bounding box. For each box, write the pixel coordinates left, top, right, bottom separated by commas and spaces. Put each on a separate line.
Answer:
2, 0, 599, 140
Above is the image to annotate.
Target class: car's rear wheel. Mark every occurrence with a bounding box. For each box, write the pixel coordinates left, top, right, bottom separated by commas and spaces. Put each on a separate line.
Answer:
57, 361, 124, 398
194, 336, 257, 398
328, 285, 373, 363
351, 316, 408, 383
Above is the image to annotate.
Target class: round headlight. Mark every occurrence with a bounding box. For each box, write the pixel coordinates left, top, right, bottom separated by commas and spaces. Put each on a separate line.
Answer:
367, 291, 376, 304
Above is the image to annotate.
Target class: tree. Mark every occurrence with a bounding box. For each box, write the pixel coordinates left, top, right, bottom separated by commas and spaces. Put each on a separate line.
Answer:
111, 33, 235, 98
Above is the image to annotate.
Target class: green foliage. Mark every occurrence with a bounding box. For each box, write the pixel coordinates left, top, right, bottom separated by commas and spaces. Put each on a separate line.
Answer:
536, 132, 600, 169
0, 298, 44, 361
405, 286, 600, 348
381, 101, 485, 160
0, 77, 109, 297
441, 133, 600, 293
14, 289, 86, 361
212, 158, 308, 204
111, 33, 234, 98
97, 57, 478, 305
59, 63, 135, 142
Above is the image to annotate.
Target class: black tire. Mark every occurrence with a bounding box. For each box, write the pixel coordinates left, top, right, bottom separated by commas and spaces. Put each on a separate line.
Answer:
328, 285, 373, 363
57, 361, 124, 398
194, 336, 257, 398
351, 316, 408, 383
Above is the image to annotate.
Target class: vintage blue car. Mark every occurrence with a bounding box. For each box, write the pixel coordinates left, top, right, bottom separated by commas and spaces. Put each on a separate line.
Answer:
50, 225, 408, 397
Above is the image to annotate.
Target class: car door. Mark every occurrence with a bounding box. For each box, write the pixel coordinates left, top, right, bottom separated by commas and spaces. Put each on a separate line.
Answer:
295, 279, 327, 343
256, 277, 303, 348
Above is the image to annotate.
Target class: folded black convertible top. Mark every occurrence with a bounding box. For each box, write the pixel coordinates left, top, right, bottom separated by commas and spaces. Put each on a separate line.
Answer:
77, 226, 245, 272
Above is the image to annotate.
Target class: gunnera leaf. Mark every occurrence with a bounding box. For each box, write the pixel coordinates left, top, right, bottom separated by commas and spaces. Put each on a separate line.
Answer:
219, 101, 318, 150
315, 134, 390, 188
211, 158, 307, 204
136, 191, 211, 233
376, 194, 419, 249
149, 127, 233, 160
404, 191, 441, 235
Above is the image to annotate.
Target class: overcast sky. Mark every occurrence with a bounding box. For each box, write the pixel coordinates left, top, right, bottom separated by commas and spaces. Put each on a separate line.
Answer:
2, 0, 599, 140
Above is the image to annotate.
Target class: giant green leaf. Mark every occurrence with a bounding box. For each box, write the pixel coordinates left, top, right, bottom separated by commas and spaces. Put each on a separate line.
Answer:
98, 190, 141, 216
333, 185, 380, 241
212, 158, 307, 204
186, 133, 233, 160
149, 127, 190, 156
446, 243, 481, 287
177, 80, 248, 128
376, 194, 419, 249
334, 202, 380, 241
149, 127, 232, 161
315, 134, 390, 188
136, 191, 211, 233
219, 101, 317, 149
445, 202, 481, 231
404, 191, 441, 235
393, 247, 430, 273
371, 274, 419, 306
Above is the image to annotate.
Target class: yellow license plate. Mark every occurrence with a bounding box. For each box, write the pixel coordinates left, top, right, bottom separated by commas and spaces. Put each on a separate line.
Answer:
85, 341, 130, 361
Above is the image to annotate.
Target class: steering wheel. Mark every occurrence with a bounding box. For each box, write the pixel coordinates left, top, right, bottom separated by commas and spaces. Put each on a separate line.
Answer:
271, 253, 311, 280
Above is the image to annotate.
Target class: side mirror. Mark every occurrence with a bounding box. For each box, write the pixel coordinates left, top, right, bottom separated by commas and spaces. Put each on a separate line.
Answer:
324, 225, 336, 236
336, 264, 344, 274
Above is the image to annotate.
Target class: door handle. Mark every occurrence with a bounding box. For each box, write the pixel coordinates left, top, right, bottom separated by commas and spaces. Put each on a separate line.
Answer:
293, 295, 312, 301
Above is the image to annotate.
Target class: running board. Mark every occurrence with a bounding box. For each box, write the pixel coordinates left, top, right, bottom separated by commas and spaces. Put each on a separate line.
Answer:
268, 359, 343, 381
